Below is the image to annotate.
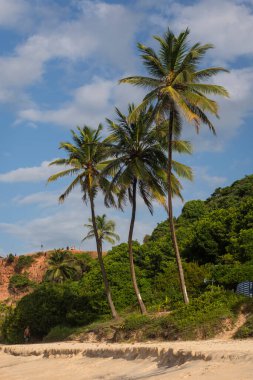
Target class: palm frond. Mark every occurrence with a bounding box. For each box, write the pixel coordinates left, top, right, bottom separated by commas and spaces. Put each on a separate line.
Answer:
47, 168, 80, 183
192, 67, 229, 81
172, 140, 192, 154
187, 83, 229, 97
58, 174, 82, 203
172, 161, 193, 181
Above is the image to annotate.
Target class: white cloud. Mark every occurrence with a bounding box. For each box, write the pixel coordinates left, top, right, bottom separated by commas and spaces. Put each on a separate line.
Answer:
0, 160, 60, 183
193, 166, 227, 187
0, 212, 85, 251
0, 0, 139, 103
13, 191, 59, 207
0, 0, 29, 28
18, 77, 146, 127
148, 0, 253, 64
0, 189, 163, 252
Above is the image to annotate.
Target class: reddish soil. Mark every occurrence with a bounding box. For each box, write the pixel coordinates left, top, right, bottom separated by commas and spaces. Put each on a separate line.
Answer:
0, 250, 104, 302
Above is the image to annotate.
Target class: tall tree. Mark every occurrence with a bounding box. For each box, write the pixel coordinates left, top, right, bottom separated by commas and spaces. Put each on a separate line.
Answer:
119, 28, 229, 304
105, 105, 192, 313
83, 214, 120, 247
48, 125, 119, 319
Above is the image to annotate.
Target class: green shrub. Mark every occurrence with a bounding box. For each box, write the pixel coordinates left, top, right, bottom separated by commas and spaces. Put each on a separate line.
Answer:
43, 325, 77, 342
2, 281, 97, 343
6, 253, 15, 265
234, 299, 253, 339
0, 303, 11, 342
234, 315, 253, 339
75, 252, 93, 272
142, 289, 241, 341
8, 274, 34, 293
15, 255, 34, 273
209, 263, 253, 290
123, 314, 151, 331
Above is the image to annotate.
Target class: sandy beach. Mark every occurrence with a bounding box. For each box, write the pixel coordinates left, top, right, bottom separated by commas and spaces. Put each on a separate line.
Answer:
1, 339, 253, 380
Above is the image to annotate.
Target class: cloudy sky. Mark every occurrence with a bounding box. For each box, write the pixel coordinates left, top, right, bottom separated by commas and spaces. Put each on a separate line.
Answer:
0, 0, 252, 255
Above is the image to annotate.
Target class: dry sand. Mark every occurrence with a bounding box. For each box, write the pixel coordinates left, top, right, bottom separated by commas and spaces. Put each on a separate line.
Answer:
1, 339, 253, 379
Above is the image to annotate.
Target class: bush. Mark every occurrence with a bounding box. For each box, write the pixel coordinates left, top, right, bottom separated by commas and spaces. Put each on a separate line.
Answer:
2, 281, 97, 343
234, 298, 253, 339
8, 274, 34, 293
80, 243, 154, 313
123, 314, 151, 331
141, 290, 240, 340
161, 289, 240, 339
15, 255, 34, 273
75, 252, 93, 272
0, 303, 10, 342
43, 325, 77, 342
5, 253, 15, 265
209, 262, 253, 290
234, 315, 253, 339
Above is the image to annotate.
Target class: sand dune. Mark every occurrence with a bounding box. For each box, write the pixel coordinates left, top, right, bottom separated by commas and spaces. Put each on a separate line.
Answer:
1, 339, 253, 379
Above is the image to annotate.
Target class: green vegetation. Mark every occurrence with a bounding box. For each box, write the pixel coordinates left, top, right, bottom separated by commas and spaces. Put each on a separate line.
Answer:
41, 289, 244, 343
5, 253, 15, 265
234, 299, 253, 339
119, 289, 241, 341
0, 302, 10, 342
1, 174, 253, 344
43, 325, 78, 342
2, 282, 95, 343
234, 315, 253, 339
8, 274, 35, 294
15, 255, 34, 273
44, 250, 83, 283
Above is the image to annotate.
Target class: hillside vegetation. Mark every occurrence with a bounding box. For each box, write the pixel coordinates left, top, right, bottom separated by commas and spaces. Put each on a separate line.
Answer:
1, 174, 253, 343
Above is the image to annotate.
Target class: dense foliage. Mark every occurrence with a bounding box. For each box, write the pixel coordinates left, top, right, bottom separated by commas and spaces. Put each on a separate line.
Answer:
150, 174, 253, 265
2, 282, 96, 342
2, 175, 253, 342
120, 289, 242, 341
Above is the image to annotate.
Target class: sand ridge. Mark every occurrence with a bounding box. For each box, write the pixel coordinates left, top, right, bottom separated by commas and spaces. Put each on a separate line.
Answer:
0, 339, 253, 379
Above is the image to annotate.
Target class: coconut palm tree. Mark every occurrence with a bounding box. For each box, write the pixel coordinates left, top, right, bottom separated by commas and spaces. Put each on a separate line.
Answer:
48, 125, 119, 319
83, 214, 120, 248
105, 104, 192, 313
119, 28, 229, 304
44, 250, 82, 283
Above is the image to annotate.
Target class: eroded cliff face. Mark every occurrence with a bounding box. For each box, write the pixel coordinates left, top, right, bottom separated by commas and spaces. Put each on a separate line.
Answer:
0, 254, 49, 301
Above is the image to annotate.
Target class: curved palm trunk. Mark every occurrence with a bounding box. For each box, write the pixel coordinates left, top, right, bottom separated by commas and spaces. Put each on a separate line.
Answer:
167, 112, 189, 304
128, 179, 147, 314
89, 191, 119, 319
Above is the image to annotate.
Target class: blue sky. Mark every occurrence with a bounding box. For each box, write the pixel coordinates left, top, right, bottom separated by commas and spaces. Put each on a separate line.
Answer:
0, 0, 252, 255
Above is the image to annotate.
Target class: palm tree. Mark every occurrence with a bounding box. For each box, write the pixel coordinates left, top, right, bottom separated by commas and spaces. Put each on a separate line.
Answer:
119, 28, 229, 304
83, 214, 120, 247
44, 250, 82, 283
48, 125, 119, 319
105, 104, 192, 313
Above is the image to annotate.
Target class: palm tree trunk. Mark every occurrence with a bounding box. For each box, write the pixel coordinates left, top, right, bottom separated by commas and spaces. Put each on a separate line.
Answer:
167, 111, 189, 304
128, 179, 147, 314
89, 191, 119, 319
